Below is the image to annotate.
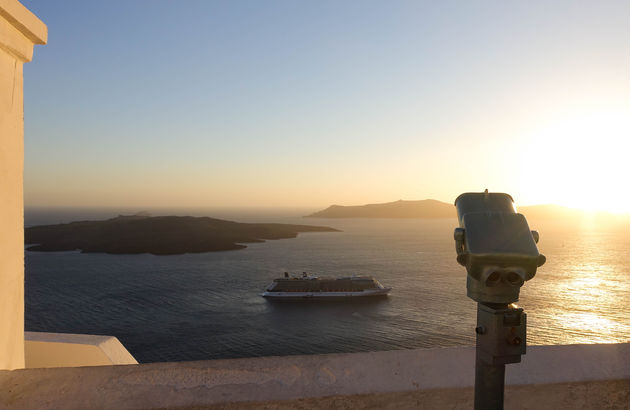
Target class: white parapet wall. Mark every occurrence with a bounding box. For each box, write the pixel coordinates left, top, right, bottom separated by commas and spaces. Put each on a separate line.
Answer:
0, 0, 46, 370
0, 343, 628, 409
24, 332, 138, 368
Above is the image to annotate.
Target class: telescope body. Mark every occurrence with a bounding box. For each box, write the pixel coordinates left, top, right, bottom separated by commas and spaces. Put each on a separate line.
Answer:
454, 192, 545, 304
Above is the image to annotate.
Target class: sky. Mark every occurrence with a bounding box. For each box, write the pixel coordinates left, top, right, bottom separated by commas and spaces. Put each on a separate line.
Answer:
21, 1, 630, 212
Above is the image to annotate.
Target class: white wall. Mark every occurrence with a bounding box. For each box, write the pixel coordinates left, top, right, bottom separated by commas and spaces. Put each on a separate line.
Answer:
0, 344, 628, 409
0, 0, 46, 370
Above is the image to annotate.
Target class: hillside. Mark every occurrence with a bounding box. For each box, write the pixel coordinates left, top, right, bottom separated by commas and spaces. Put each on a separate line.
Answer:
306, 199, 599, 220
306, 200, 454, 218
25, 215, 339, 255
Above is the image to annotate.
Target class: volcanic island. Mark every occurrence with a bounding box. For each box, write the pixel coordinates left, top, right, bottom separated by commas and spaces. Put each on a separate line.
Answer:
25, 215, 340, 255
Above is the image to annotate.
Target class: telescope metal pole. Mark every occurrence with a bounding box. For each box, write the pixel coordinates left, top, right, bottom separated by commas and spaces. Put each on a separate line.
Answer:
474, 303, 506, 410
475, 350, 505, 409
473, 302, 526, 410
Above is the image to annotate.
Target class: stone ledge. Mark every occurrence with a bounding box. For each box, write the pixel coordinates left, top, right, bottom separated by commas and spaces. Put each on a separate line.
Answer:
159, 380, 630, 410
0, 0, 46, 44
24, 331, 138, 368
0, 0, 46, 62
0, 343, 628, 409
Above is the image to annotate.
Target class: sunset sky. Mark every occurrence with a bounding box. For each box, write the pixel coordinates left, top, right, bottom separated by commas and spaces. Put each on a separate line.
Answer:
22, 1, 630, 212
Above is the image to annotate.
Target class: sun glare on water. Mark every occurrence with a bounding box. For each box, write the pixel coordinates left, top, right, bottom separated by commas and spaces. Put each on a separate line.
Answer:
517, 108, 630, 214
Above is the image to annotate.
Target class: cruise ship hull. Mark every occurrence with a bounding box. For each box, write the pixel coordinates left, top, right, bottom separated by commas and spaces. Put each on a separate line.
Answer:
262, 287, 391, 299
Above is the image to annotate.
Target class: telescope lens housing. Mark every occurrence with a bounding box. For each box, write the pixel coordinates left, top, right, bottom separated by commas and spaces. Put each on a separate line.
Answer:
505, 271, 524, 287
485, 271, 501, 287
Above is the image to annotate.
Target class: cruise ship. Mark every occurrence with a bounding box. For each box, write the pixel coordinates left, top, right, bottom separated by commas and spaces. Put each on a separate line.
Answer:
262, 272, 391, 299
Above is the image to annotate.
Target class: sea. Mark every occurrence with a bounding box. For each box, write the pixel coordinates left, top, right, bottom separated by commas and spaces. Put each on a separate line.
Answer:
24, 208, 630, 363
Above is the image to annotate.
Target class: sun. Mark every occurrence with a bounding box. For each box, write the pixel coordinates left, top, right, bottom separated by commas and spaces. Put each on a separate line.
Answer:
516, 107, 630, 214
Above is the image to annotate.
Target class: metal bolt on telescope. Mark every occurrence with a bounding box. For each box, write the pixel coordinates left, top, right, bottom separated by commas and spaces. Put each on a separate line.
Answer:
454, 190, 545, 410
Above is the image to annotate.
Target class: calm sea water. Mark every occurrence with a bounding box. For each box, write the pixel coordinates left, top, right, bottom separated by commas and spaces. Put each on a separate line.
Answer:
24, 209, 630, 363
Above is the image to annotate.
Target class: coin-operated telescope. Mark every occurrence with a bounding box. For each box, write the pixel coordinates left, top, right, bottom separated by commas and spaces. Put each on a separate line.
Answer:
454, 191, 545, 304
454, 190, 545, 410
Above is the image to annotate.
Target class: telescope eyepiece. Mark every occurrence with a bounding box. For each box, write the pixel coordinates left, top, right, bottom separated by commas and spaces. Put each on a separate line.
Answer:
505, 270, 525, 287
484, 270, 502, 287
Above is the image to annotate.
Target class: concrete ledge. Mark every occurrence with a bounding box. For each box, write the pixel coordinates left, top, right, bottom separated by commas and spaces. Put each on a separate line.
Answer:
159, 380, 630, 409
0, 0, 47, 44
1, 344, 629, 409
0, 0, 46, 62
24, 331, 138, 368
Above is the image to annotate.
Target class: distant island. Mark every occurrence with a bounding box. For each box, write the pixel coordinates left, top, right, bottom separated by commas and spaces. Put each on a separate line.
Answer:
306, 199, 595, 219
306, 200, 454, 218
25, 215, 340, 255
